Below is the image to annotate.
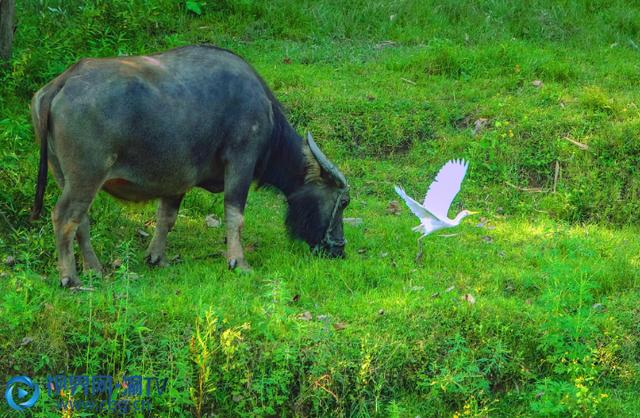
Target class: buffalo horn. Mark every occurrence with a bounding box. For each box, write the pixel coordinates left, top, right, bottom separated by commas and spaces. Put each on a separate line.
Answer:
306, 132, 348, 188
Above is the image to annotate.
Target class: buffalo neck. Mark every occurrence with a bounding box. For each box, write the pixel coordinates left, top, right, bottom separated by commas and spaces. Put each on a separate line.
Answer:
257, 114, 307, 197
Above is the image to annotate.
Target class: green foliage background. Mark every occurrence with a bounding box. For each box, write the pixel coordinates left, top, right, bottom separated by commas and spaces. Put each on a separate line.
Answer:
1, 1, 639, 416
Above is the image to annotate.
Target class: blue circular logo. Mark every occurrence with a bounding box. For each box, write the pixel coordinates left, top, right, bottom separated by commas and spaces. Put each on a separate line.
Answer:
5, 376, 40, 411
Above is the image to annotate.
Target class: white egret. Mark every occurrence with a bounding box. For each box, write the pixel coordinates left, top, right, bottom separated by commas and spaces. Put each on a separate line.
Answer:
394, 159, 477, 260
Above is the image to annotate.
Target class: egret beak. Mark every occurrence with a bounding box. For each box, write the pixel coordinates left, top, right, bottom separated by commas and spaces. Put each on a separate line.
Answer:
466, 211, 479, 215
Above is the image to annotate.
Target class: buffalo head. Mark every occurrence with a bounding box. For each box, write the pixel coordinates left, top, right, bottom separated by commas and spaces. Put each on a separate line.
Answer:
286, 133, 349, 258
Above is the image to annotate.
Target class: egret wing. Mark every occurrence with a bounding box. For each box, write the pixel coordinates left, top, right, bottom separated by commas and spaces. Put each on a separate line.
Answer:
394, 185, 434, 220
422, 159, 469, 219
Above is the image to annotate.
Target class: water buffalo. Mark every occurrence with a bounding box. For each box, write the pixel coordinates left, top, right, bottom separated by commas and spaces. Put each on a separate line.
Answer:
30, 45, 349, 288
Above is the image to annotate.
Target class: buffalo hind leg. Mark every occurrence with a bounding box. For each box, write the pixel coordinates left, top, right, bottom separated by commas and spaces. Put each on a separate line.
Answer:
224, 164, 254, 271
146, 195, 184, 266
53, 183, 101, 288
76, 214, 102, 275
49, 153, 102, 285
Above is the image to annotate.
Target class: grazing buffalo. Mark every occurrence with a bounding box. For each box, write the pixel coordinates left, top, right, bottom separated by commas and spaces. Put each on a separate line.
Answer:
30, 45, 349, 287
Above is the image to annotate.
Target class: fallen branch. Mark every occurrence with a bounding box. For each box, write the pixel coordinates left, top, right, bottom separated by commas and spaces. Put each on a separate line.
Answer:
553, 161, 560, 193
0, 209, 17, 234
563, 136, 589, 150
400, 77, 416, 85
505, 181, 545, 193
375, 40, 396, 49
315, 382, 339, 402
70, 286, 96, 292
312, 375, 339, 402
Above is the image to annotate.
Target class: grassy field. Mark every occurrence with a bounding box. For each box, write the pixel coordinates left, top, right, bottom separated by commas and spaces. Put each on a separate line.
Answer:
1, 1, 640, 416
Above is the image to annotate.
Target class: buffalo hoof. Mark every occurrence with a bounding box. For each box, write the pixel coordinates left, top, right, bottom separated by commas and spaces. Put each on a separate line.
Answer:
145, 253, 168, 267
60, 276, 82, 288
83, 262, 103, 277
228, 258, 252, 273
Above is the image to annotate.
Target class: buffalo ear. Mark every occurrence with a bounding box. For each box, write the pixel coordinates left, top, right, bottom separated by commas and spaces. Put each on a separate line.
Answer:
304, 132, 348, 188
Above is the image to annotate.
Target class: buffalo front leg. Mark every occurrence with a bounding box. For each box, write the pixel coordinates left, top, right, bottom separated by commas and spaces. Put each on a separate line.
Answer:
223, 165, 253, 272
225, 205, 250, 271
145, 195, 184, 267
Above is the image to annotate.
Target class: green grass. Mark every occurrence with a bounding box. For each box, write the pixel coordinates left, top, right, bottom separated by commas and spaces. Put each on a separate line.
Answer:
1, 0, 640, 416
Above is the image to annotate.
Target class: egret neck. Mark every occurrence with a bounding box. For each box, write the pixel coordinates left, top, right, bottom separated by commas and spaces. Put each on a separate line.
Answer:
450, 210, 478, 226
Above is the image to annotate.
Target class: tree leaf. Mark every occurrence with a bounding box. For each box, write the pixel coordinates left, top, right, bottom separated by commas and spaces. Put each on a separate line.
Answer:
333, 322, 347, 331
186, 0, 203, 15
205, 214, 221, 228
462, 293, 476, 304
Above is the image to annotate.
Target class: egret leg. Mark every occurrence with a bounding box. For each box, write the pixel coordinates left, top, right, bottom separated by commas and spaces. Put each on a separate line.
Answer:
415, 234, 426, 263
